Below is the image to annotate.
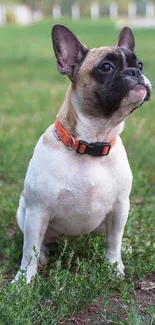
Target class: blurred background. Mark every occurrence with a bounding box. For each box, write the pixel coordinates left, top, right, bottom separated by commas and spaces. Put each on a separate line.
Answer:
1, 0, 155, 26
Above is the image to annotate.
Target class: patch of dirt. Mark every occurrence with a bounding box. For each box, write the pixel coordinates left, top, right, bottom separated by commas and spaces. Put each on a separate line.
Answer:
135, 272, 155, 309
58, 296, 128, 324
59, 273, 155, 325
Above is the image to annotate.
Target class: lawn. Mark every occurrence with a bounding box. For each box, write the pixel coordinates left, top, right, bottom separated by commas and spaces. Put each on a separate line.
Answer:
0, 19, 155, 324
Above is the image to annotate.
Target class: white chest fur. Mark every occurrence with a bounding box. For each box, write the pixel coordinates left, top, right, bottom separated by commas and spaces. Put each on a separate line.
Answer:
24, 131, 132, 237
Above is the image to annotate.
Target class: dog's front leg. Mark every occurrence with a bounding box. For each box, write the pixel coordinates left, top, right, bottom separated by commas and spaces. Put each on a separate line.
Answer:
105, 198, 130, 276
14, 207, 50, 284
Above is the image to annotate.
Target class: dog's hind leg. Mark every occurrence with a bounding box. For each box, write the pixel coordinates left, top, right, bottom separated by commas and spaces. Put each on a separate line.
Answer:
39, 243, 49, 265
13, 206, 51, 283
17, 192, 49, 266
16, 191, 26, 233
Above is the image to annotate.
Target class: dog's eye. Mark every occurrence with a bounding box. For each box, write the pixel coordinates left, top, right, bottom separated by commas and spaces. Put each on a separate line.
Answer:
138, 61, 143, 71
100, 62, 113, 73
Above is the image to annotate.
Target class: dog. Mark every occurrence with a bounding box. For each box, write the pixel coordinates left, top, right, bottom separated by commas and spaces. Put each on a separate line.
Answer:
13, 25, 151, 283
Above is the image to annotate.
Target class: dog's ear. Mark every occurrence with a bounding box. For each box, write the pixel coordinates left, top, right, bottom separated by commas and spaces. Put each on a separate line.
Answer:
52, 24, 89, 79
116, 27, 135, 52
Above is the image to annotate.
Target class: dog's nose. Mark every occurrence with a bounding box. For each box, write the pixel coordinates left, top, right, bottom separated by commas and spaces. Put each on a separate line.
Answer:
124, 68, 141, 78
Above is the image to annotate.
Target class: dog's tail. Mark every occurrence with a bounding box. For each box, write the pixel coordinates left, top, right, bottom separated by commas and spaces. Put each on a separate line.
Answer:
16, 190, 26, 233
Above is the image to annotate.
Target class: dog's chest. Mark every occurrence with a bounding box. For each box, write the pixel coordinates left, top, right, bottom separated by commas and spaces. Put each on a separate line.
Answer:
25, 135, 131, 236
47, 157, 116, 235
25, 137, 132, 235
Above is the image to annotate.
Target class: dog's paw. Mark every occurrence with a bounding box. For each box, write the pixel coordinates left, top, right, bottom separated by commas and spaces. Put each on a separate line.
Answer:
106, 254, 125, 278
12, 264, 37, 284
115, 262, 125, 278
11, 270, 27, 284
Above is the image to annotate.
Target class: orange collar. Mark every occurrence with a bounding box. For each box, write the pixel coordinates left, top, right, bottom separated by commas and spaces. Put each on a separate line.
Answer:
54, 119, 116, 157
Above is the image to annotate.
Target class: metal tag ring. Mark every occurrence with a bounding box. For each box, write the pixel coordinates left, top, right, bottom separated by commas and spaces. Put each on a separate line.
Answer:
65, 135, 75, 151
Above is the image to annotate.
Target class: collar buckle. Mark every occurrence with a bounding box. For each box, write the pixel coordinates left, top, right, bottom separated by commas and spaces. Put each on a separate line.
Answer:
76, 140, 111, 157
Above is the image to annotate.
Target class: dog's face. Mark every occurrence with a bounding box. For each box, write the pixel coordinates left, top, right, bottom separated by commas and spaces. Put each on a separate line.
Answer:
52, 25, 151, 122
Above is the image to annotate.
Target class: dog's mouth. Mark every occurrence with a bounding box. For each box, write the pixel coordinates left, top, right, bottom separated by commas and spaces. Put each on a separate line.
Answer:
133, 82, 151, 99
143, 84, 151, 102
130, 82, 151, 113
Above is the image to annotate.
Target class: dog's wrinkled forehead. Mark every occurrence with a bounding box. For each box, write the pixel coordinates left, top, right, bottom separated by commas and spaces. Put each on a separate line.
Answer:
80, 46, 138, 74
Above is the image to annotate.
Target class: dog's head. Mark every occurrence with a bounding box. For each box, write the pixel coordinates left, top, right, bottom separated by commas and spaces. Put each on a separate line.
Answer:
52, 25, 151, 123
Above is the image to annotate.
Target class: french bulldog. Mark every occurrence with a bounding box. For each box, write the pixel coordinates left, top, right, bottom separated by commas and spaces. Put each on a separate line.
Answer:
13, 25, 151, 283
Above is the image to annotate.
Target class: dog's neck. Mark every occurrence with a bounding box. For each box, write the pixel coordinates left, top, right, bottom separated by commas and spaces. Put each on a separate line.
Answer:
57, 84, 124, 143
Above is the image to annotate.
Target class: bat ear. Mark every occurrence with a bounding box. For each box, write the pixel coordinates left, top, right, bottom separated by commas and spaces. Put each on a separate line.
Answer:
116, 27, 135, 52
51, 24, 89, 79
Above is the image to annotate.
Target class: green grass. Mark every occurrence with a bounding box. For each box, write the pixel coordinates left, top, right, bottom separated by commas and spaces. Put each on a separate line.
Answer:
0, 19, 155, 324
